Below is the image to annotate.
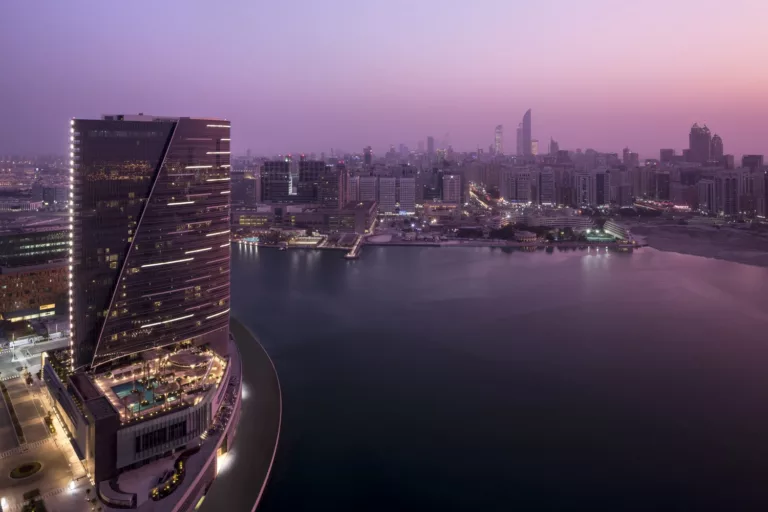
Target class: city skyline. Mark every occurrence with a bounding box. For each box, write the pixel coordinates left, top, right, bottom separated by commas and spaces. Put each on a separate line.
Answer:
2, 1, 768, 158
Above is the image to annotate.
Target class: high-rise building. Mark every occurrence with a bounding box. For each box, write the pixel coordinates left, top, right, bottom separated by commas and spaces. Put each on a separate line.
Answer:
698, 179, 716, 213
494, 125, 504, 155
319, 164, 347, 209
363, 146, 373, 166
742, 155, 764, 171
714, 170, 741, 215
660, 149, 676, 164
500, 168, 533, 203
622, 148, 631, 165
398, 177, 416, 213
516, 125, 523, 156
710, 134, 724, 162
297, 160, 326, 201
574, 169, 609, 206
359, 176, 378, 201
549, 138, 559, 155
378, 177, 397, 213
70, 115, 231, 369
44, 115, 242, 490
261, 160, 291, 202
522, 109, 532, 156
442, 175, 461, 203
538, 167, 555, 205
427, 137, 435, 160
688, 123, 711, 163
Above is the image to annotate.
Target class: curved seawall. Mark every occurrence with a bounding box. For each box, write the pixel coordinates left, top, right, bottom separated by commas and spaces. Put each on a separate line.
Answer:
199, 318, 282, 512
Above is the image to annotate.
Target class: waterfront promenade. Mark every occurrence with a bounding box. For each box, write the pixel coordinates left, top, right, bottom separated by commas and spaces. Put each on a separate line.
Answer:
200, 318, 282, 512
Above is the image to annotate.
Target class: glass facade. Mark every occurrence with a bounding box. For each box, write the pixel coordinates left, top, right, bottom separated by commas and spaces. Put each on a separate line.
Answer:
0, 228, 69, 267
71, 116, 231, 369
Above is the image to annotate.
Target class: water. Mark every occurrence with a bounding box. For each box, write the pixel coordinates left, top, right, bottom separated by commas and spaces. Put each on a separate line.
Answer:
230, 245, 768, 511
112, 380, 159, 413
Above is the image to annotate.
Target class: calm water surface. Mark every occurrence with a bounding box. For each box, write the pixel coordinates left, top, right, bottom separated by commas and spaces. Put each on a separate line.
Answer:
230, 245, 768, 511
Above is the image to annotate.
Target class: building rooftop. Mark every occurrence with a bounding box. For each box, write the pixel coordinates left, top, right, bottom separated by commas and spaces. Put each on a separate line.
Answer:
90, 346, 228, 425
342, 200, 376, 212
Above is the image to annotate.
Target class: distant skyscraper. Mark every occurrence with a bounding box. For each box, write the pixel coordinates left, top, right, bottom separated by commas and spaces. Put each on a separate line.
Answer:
688, 123, 711, 163
516, 124, 523, 156
378, 177, 397, 213
427, 137, 435, 160
494, 125, 503, 155
530, 139, 539, 156
660, 149, 676, 163
522, 109, 532, 156
359, 176, 377, 201
398, 177, 416, 213
442, 175, 461, 203
319, 163, 347, 209
261, 160, 291, 202
710, 134, 724, 162
363, 146, 373, 166
742, 155, 764, 171
622, 147, 631, 165
70, 115, 231, 369
549, 138, 559, 155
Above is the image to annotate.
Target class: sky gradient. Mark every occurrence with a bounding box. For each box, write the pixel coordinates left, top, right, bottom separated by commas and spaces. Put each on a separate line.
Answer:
2, 0, 767, 159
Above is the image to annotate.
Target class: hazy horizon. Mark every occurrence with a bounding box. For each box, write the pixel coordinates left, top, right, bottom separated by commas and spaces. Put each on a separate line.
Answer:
2, 0, 767, 159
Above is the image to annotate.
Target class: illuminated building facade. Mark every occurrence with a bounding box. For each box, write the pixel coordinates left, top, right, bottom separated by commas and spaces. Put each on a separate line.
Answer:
70, 115, 231, 370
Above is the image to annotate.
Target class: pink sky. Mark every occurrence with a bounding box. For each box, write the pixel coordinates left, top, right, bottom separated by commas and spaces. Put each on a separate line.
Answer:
1, 0, 766, 159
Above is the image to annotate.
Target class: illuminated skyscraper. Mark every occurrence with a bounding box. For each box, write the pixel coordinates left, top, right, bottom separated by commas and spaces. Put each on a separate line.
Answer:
494, 125, 503, 155
531, 139, 539, 156
70, 115, 231, 370
522, 109, 532, 156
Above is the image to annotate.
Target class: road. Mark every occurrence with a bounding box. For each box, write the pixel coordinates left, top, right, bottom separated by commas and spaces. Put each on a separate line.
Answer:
0, 338, 68, 380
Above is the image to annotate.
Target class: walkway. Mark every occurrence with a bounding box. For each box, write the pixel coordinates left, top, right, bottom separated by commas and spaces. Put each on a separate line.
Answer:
199, 317, 282, 512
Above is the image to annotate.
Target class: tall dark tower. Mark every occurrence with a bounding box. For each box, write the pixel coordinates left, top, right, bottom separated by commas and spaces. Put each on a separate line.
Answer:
70, 115, 231, 370
522, 109, 532, 156
688, 123, 711, 163
710, 134, 724, 162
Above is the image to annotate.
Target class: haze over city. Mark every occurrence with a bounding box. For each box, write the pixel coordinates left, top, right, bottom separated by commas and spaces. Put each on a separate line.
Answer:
2, 0, 767, 158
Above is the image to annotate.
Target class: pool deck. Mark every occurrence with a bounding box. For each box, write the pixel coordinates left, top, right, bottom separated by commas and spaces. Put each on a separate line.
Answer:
199, 318, 282, 512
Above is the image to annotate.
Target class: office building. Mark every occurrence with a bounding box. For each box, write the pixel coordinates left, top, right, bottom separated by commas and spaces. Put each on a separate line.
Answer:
358, 176, 377, 202
261, 160, 291, 202
297, 160, 326, 202
427, 137, 435, 160
378, 177, 397, 213
549, 138, 559, 155
42, 115, 241, 502
319, 164, 347, 209
714, 170, 741, 215
521, 109, 532, 156
530, 139, 539, 156
494, 125, 503, 155
660, 149, 676, 164
698, 179, 716, 213
538, 168, 555, 205
742, 155, 764, 171
688, 123, 711, 163
442, 175, 461, 203
398, 177, 416, 213
710, 134, 724, 162
363, 146, 373, 166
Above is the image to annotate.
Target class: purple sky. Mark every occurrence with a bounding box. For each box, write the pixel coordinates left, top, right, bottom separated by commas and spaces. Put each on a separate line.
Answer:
2, 0, 767, 159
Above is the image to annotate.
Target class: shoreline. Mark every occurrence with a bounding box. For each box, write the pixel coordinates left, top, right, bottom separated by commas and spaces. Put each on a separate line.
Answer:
199, 318, 282, 512
234, 237, 768, 269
